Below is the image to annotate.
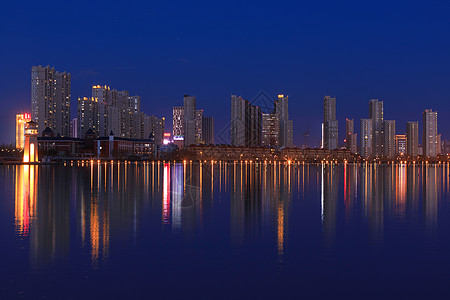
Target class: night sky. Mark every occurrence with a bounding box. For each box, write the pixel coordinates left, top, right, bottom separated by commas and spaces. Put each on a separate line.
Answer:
2, 0, 450, 145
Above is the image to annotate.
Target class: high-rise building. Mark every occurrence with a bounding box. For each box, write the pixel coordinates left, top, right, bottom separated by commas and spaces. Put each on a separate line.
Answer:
16, 114, 31, 149
262, 113, 279, 147
437, 133, 442, 155
31, 65, 71, 136
423, 109, 438, 158
77, 97, 98, 138
275, 95, 293, 147
345, 118, 357, 154
323, 96, 338, 150
406, 121, 419, 157
369, 99, 384, 157
195, 109, 203, 143
172, 106, 184, 138
55, 71, 71, 137
383, 120, 396, 158
202, 116, 215, 145
230, 95, 262, 147
360, 119, 373, 159
142, 115, 165, 145
183, 95, 196, 147
395, 134, 406, 156
70, 118, 78, 138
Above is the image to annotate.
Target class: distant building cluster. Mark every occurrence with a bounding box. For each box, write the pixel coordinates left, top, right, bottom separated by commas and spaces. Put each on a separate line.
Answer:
12, 65, 449, 162
231, 94, 293, 148
29, 66, 165, 144
323, 96, 443, 159
172, 95, 215, 148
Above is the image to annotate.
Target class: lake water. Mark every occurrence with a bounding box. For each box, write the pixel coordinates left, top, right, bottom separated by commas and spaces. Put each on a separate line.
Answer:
2, 162, 450, 299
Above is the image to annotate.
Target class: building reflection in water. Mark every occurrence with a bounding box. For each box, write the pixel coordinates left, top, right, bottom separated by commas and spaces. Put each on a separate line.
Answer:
12, 162, 448, 268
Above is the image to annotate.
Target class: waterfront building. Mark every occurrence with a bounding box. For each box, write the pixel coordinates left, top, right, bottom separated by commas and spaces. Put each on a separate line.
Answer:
275, 95, 293, 147
183, 95, 197, 147
262, 113, 279, 147
395, 134, 406, 156
323, 96, 338, 150
423, 109, 438, 158
77, 97, 99, 138
16, 113, 31, 149
437, 134, 442, 155
406, 121, 419, 157
31, 65, 71, 136
202, 116, 215, 145
173, 106, 184, 138
70, 118, 78, 138
360, 119, 373, 159
196, 109, 203, 143
142, 115, 165, 145
345, 118, 357, 154
383, 120, 396, 159
23, 121, 39, 162
369, 99, 384, 157
230, 95, 262, 147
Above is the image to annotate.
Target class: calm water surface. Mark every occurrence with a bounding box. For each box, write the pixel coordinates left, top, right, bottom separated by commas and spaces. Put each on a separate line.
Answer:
2, 162, 450, 299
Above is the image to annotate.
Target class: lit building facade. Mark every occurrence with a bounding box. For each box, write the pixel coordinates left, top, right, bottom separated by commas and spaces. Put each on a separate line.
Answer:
195, 109, 203, 143
360, 119, 373, 159
77, 97, 98, 138
262, 113, 280, 147
275, 95, 293, 147
172, 106, 184, 138
345, 118, 357, 154
323, 96, 338, 150
395, 134, 406, 156
423, 109, 438, 158
31, 65, 71, 136
383, 120, 396, 158
406, 121, 419, 157
231, 95, 262, 147
23, 121, 39, 163
16, 113, 31, 149
369, 99, 384, 157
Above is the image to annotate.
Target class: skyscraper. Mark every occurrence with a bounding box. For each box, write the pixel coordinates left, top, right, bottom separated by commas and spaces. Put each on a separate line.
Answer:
202, 116, 215, 145
395, 134, 406, 156
323, 96, 338, 150
70, 118, 78, 138
406, 121, 419, 157
423, 109, 438, 158
230, 95, 262, 147
77, 97, 98, 138
183, 95, 196, 147
55, 71, 71, 137
369, 99, 383, 157
275, 95, 293, 147
195, 109, 203, 143
31, 65, 71, 136
262, 113, 279, 147
360, 119, 373, 159
383, 120, 396, 159
345, 118, 357, 154
172, 106, 184, 138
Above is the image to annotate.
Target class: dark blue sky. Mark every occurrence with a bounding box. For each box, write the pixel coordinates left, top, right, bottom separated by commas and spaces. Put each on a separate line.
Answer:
2, 0, 450, 145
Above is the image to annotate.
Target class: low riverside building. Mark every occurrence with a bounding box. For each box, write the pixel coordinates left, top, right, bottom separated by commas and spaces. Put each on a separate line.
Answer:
95, 131, 156, 159
181, 145, 356, 162
38, 127, 95, 157
37, 128, 156, 160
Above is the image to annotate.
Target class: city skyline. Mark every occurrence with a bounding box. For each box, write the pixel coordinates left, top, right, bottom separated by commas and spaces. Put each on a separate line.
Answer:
3, 1, 450, 146
8, 66, 448, 158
